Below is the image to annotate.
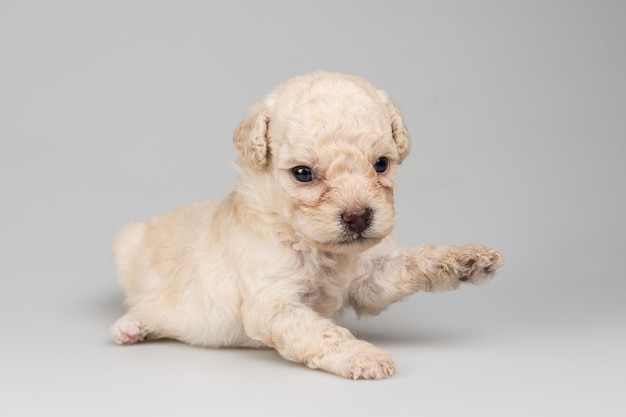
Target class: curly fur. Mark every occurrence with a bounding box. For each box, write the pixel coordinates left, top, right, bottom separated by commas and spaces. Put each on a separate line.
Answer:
111, 71, 504, 379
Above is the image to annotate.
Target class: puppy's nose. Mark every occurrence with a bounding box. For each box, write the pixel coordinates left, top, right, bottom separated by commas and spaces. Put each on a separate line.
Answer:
342, 208, 373, 234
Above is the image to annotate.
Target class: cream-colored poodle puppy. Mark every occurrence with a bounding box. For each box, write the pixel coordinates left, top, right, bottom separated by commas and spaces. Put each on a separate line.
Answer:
111, 71, 503, 379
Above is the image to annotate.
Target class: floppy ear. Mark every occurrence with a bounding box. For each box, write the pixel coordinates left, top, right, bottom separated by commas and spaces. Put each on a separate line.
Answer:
233, 108, 270, 169
377, 90, 411, 163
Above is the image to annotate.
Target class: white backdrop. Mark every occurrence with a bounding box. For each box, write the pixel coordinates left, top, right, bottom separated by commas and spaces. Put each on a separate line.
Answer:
1, 1, 624, 416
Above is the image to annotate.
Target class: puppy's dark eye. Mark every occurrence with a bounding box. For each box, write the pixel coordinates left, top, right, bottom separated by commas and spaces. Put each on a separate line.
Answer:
292, 166, 315, 182
373, 157, 389, 173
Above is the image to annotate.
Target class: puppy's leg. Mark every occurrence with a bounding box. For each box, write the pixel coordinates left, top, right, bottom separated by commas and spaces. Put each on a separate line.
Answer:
349, 241, 504, 316
110, 313, 148, 345
242, 304, 395, 379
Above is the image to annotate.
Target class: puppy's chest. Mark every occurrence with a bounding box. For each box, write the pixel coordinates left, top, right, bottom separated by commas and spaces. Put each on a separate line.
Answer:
300, 254, 355, 317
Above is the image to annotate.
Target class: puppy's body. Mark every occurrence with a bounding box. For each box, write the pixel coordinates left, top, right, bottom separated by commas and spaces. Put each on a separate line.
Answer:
112, 72, 503, 379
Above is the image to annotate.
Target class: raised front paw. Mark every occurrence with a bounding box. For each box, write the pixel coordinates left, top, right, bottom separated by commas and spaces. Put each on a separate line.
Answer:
440, 243, 504, 285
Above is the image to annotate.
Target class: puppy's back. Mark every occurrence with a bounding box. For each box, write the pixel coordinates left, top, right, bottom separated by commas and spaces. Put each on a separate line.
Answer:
112, 200, 217, 299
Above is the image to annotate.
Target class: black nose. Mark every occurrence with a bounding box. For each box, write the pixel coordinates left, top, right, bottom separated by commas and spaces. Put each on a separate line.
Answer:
341, 208, 373, 235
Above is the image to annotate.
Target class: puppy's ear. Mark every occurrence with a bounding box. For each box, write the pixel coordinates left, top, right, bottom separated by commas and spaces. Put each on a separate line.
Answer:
377, 90, 411, 163
233, 109, 270, 169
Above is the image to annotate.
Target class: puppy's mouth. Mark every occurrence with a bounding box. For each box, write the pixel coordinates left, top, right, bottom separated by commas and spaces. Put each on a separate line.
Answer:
338, 232, 369, 245
332, 230, 384, 249
311, 229, 385, 254
318, 234, 381, 254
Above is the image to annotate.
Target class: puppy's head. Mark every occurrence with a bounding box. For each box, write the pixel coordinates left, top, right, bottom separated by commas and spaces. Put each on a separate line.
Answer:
233, 71, 410, 254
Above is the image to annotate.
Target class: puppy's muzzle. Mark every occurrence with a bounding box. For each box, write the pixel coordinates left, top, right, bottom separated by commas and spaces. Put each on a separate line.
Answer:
341, 207, 373, 235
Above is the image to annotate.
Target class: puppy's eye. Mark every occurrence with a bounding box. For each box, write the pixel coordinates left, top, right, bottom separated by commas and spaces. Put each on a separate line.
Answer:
292, 166, 315, 182
373, 157, 389, 173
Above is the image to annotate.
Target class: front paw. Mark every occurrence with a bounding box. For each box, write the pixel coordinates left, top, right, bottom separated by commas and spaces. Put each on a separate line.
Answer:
343, 345, 396, 380
440, 244, 504, 285
321, 342, 396, 380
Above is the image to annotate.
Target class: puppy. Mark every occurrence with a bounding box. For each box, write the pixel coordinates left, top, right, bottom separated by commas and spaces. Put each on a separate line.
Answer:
111, 71, 503, 379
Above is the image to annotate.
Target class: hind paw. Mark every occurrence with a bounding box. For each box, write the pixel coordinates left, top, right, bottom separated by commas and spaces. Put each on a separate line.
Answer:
111, 314, 148, 345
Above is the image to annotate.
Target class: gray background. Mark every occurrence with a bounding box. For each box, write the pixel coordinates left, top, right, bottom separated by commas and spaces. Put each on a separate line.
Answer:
1, 1, 624, 416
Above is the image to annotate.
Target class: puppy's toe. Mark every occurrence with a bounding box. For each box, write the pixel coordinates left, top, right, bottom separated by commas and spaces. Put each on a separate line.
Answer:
455, 244, 504, 284
111, 314, 148, 345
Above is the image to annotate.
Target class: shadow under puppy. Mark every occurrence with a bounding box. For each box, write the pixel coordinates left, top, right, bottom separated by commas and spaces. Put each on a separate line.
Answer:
111, 71, 504, 379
